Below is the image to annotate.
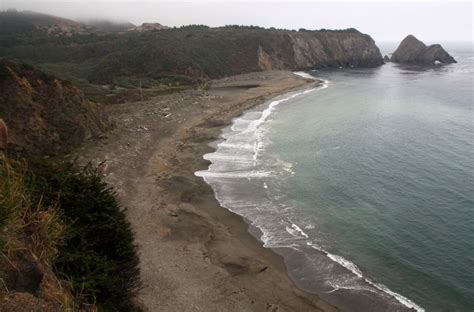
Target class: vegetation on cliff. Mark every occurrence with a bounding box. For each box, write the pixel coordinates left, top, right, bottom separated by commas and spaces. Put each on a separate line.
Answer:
30, 161, 142, 311
0, 60, 111, 157
0, 157, 142, 311
0, 11, 383, 93
0, 61, 140, 311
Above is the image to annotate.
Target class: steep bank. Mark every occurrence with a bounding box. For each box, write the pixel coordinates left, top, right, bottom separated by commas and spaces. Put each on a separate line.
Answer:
0, 18, 383, 87
76, 71, 337, 311
0, 60, 111, 156
259, 29, 383, 70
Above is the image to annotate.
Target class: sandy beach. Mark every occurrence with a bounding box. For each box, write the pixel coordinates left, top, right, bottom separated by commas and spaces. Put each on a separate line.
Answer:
76, 70, 336, 312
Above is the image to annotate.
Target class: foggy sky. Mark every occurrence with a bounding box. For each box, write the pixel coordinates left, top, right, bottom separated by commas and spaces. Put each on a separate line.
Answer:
2, 0, 473, 43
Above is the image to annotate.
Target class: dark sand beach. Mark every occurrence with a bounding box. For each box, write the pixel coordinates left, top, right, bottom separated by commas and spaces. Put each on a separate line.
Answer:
76, 70, 336, 311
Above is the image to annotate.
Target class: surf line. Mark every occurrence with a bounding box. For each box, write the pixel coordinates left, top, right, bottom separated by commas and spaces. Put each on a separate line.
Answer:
196, 71, 327, 179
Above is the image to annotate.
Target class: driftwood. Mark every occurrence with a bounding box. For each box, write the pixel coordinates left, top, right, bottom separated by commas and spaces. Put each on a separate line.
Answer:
0, 119, 8, 153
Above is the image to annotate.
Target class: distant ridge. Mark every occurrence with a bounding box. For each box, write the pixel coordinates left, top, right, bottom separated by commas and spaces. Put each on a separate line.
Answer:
0, 9, 92, 35
0, 10, 168, 35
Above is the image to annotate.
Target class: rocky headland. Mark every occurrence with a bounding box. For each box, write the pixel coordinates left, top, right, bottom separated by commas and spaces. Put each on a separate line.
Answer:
390, 35, 456, 65
0, 12, 384, 87
257, 29, 383, 70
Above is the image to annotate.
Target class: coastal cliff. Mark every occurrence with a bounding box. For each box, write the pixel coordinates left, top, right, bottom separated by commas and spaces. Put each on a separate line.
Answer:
0, 60, 111, 156
391, 35, 456, 65
0, 17, 383, 87
89, 27, 383, 81
259, 29, 383, 70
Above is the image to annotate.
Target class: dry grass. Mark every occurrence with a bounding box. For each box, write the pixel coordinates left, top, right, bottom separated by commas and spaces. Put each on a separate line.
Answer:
0, 156, 64, 262
0, 156, 29, 251
0, 156, 94, 311
22, 198, 65, 263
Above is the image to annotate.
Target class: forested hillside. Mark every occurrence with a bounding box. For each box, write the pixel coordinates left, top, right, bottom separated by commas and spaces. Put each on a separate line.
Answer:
0, 11, 383, 92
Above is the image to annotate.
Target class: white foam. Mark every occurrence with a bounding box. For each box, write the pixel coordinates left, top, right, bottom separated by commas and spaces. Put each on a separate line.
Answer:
294, 71, 317, 80
203, 153, 253, 162
195, 169, 271, 179
371, 282, 425, 312
217, 141, 255, 151
311, 245, 425, 311
325, 280, 378, 294
285, 223, 309, 239
327, 253, 364, 278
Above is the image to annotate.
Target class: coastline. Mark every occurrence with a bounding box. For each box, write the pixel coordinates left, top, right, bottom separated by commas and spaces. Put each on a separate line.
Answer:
193, 72, 420, 312
76, 71, 336, 311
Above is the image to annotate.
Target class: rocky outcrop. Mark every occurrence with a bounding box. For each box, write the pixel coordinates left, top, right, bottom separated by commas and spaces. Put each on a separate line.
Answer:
0, 60, 111, 156
289, 30, 383, 69
391, 35, 456, 65
128, 22, 169, 32
255, 29, 383, 71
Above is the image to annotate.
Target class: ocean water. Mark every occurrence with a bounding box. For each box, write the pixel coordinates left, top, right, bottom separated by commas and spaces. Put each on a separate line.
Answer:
196, 43, 473, 311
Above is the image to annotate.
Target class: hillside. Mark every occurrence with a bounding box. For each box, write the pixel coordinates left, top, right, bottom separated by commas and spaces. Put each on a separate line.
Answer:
0, 24, 382, 89
0, 60, 111, 156
0, 10, 92, 35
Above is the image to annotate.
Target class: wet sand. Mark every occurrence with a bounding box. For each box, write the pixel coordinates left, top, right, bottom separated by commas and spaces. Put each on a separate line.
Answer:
77, 70, 337, 311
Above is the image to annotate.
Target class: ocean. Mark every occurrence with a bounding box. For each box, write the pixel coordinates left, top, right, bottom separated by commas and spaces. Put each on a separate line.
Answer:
196, 42, 473, 311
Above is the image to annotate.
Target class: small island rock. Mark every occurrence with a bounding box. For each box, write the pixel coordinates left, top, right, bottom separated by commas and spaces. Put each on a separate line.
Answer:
390, 35, 456, 65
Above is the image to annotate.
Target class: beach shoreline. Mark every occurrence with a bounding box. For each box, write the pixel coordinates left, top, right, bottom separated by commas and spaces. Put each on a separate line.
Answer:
76, 70, 337, 311
196, 71, 420, 312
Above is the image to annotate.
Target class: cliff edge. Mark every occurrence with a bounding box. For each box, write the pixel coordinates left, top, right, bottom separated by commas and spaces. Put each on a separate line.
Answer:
0, 60, 111, 156
391, 35, 456, 65
257, 29, 383, 71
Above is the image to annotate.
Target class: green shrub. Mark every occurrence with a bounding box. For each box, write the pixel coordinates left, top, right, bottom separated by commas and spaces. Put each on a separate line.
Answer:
29, 161, 141, 311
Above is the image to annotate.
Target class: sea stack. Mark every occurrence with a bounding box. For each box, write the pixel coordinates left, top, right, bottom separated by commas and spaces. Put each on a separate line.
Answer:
391, 35, 456, 65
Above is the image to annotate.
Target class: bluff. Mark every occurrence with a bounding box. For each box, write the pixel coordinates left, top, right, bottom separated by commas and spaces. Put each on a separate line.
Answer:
391, 35, 456, 65
0, 60, 111, 156
0, 22, 383, 87
92, 27, 383, 82
256, 29, 383, 70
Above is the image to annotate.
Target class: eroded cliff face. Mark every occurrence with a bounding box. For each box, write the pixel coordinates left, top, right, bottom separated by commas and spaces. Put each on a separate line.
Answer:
256, 30, 383, 71
390, 35, 456, 65
0, 60, 111, 156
